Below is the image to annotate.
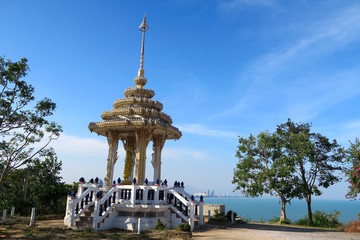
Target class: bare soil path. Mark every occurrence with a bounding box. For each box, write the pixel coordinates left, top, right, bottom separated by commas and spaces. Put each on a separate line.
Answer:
193, 222, 360, 240
2, 219, 360, 239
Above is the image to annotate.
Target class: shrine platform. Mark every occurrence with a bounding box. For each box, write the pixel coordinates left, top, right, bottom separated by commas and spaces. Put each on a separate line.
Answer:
64, 181, 204, 231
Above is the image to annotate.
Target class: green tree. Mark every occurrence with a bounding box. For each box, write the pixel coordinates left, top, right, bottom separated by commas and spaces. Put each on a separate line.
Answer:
275, 119, 343, 226
345, 138, 360, 199
0, 148, 68, 215
233, 119, 343, 225
28, 148, 68, 214
233, 131, 301, 221
0, 56, 62, 187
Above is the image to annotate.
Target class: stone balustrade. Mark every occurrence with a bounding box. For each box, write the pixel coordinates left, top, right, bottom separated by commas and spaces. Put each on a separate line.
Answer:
64, 179, 203, 231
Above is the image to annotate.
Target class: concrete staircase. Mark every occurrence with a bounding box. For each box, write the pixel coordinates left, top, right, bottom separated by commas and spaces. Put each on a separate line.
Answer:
75, 205, 94, 228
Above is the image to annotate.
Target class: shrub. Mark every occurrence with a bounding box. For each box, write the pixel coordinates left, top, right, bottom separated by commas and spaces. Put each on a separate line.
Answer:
213, 209, 226, 220
268, 216, 291, 224
178, 223, 191, 232
294, 210, 342, 228
344, 220, 360, 232
268, 217, 280, 224
154, 219, 166, 230
226, 210, 238, 220
279, 218, 291, 224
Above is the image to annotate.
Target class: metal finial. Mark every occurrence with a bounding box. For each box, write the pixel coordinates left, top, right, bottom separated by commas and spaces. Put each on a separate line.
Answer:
137, 15, 149, 79
139, 15, 149, 32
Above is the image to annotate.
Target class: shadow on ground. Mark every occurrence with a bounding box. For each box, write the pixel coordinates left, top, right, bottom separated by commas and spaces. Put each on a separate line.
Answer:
194, 222, 340, 234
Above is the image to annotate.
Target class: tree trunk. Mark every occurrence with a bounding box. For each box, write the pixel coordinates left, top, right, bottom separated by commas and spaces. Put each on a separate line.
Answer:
306, 195, 313, 226
280, 195, 287, 221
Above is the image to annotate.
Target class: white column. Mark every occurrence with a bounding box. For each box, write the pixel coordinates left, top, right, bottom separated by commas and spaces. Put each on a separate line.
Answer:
152, 135, 165, 183
189, 201, 195, 231
69, 199, 76, 227
2, 209, 6, 224
199, 201, 204, 225
11, 206, 15, 217
29, 208, 35, 227
143, 186, 149, 205
105, 131, 119, 189
154, 186, 159, 205
93, 199, 100, 230
137, 218, 141, 234
131, 185, 136, 205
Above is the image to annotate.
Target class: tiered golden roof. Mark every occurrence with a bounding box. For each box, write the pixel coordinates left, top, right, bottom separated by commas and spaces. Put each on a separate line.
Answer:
88, 16, 181, 141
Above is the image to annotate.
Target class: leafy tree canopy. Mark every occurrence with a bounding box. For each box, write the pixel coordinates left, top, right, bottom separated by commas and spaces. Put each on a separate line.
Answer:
233, 119, 343, 224
0, 56, 62, 186
0, 148, 69, 215
345, 138, 360, 199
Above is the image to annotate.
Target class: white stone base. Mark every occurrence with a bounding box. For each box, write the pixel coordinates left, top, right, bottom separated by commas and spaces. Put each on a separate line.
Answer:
97, 205, 183, 231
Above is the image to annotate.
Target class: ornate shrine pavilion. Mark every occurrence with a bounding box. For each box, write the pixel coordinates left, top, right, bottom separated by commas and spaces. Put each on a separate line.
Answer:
64, 16, 203, 231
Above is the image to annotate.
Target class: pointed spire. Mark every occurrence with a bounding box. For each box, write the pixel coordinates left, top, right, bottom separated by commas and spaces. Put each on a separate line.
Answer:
135, 15, 150, 88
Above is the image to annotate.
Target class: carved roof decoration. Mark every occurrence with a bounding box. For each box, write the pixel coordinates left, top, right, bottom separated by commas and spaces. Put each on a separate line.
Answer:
88, 16, 181, 140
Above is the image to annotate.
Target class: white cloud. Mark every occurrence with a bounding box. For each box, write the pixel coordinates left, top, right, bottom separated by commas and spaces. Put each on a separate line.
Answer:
48, 133, 123, 183
218, 4, 360, 119
286, 70, 360, 121
50, 133, 109, 159
163, 147, 210, 161
176, 124, 238, 139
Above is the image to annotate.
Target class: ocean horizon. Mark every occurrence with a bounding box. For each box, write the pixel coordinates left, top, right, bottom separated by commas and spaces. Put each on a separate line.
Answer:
203, 196, 360, 223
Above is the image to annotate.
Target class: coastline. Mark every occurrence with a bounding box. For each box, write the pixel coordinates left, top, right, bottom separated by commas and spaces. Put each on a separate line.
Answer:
203, 196, 360, 223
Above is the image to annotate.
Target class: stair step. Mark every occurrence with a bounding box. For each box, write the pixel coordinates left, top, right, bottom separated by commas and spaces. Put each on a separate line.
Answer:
83, 211, 93, 217
75, 221, 93, 227
79, 216, 93, 222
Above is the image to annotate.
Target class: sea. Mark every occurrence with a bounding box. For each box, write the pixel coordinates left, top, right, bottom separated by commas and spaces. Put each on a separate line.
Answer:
203, 197, 360, 224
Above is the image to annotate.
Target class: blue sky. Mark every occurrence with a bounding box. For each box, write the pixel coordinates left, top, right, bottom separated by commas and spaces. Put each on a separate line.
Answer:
1, 0, 360, 199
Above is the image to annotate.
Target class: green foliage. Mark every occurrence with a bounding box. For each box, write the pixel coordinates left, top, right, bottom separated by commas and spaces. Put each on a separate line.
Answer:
0, 149, 68, 215
0, 56, 62, 187
213, 209, 226, 220
232, 129, 299, 220
268, 216, 291, 224
294, 210, 342, 228
279, 218, 291, 224
226, 210, 237, 220
154, 219, 166, 230
178, 223, 191, 232
345, 138, 360, 199
233, 119, 344, 225
268, 217, 280, 224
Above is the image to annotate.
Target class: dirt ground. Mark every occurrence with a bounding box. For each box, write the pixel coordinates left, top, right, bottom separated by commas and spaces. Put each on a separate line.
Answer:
1, 219, 360, 239
193, 222, 360, 240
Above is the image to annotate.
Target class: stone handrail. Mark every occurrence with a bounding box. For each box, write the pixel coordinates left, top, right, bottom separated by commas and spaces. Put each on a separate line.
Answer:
167, 188, 195, 230
67, 186, 97, 227
167, 188, 189, 206
173, 187, 199, 205
93, 187, 117, 228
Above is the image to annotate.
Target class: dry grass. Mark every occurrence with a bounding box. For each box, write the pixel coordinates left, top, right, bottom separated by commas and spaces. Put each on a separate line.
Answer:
344, 220, 360, 233
0, 218, 192, 239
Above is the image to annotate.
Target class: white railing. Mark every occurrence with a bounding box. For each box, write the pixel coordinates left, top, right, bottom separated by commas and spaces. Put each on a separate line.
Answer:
65, 184, 98, 227
65, 183, 200, 231
93, 187, 117, 228
166, 188, 196, 230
